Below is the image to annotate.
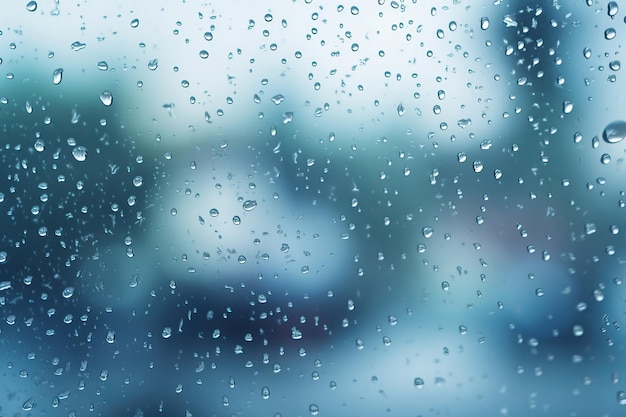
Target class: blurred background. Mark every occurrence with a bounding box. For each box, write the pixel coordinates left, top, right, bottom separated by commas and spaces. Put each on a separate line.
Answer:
0, 0, 625, 416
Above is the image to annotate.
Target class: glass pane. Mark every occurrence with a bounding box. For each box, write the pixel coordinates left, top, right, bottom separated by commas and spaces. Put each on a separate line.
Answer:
1, 1, 625, 415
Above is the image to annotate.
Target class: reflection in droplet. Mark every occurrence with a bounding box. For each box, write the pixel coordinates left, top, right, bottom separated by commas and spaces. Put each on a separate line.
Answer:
99, 90, 113, 106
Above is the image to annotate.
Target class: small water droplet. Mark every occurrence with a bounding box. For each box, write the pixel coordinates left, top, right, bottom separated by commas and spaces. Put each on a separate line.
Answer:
601, 153, 612, 164
603, 120, 626, 143
99, 90, 113, 106
441, 281, 450, 291
397, 102, 405, 116
271, 94, 285, 104
480, 17, 490, 30
473, 160, 484, 173
350, 6, 359, 15
72, 146, 88, 162
162, 327, 172, 338
608, 1, 619, 18
414, 377, 425, 389
26, 1, 37, 12
309, 403, 320, 415
422, 226, 434, 238
242, 200, 257, 211
97, 61, 109, 71
130, 18, 139, 28
355, 337, 365, 350
562, 100, 573, 114
605, 28, 617, 40
148, 58, 158, 70
34, 139, 45, 152
52, 68, 63, 85
70, 41, 86, 51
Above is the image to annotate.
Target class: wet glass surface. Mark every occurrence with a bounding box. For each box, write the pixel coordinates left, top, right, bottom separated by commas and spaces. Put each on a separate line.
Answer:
1, 1, 626, 416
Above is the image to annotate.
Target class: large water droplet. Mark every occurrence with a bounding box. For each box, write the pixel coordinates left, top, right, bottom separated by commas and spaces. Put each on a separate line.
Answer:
602, 120, 626, 143
72, 146, 88, 162
100, 90, 113, 106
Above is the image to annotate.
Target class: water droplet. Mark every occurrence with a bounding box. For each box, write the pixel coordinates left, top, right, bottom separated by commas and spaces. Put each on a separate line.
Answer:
562, 100, 573, 114
209, 208, 219, 217
97, 61, 109, 71
480, 17, 490, 30
397, 102, 405, 116
72, 146, 87, 162
355, 337, 365, 350
271, 94, 285, 104
457, 118, 472, 128
459, 325, 468, 335
441, 281, 450, 291
34, 139, 45, 152
603, 120, 626, 143
162, 327, 172, 338
473, 160, 484, 173
350, 6, 359, 15
572, 324, 584, 337
605, 28, 617, 40
608, 1, 619, 18
609, 60, 621, 71
351, 42, 359, 51
422, 226, 434, 239
22, 398, 35, 411
583, 47, 592, 59
26, 1, 37, 12
130, 18, 139, 28
70, 41, 86, 51
261, 386, 270, 399
243, 200, 257, 211
52, 68, 63, 85
309, 404, 320, 415
62, 287, 74, 298
0, 251, 7, 264
414, 377, 425, 389
601, 153, 612, 164
148, 58, 158, 70
99, 90, 113, 106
